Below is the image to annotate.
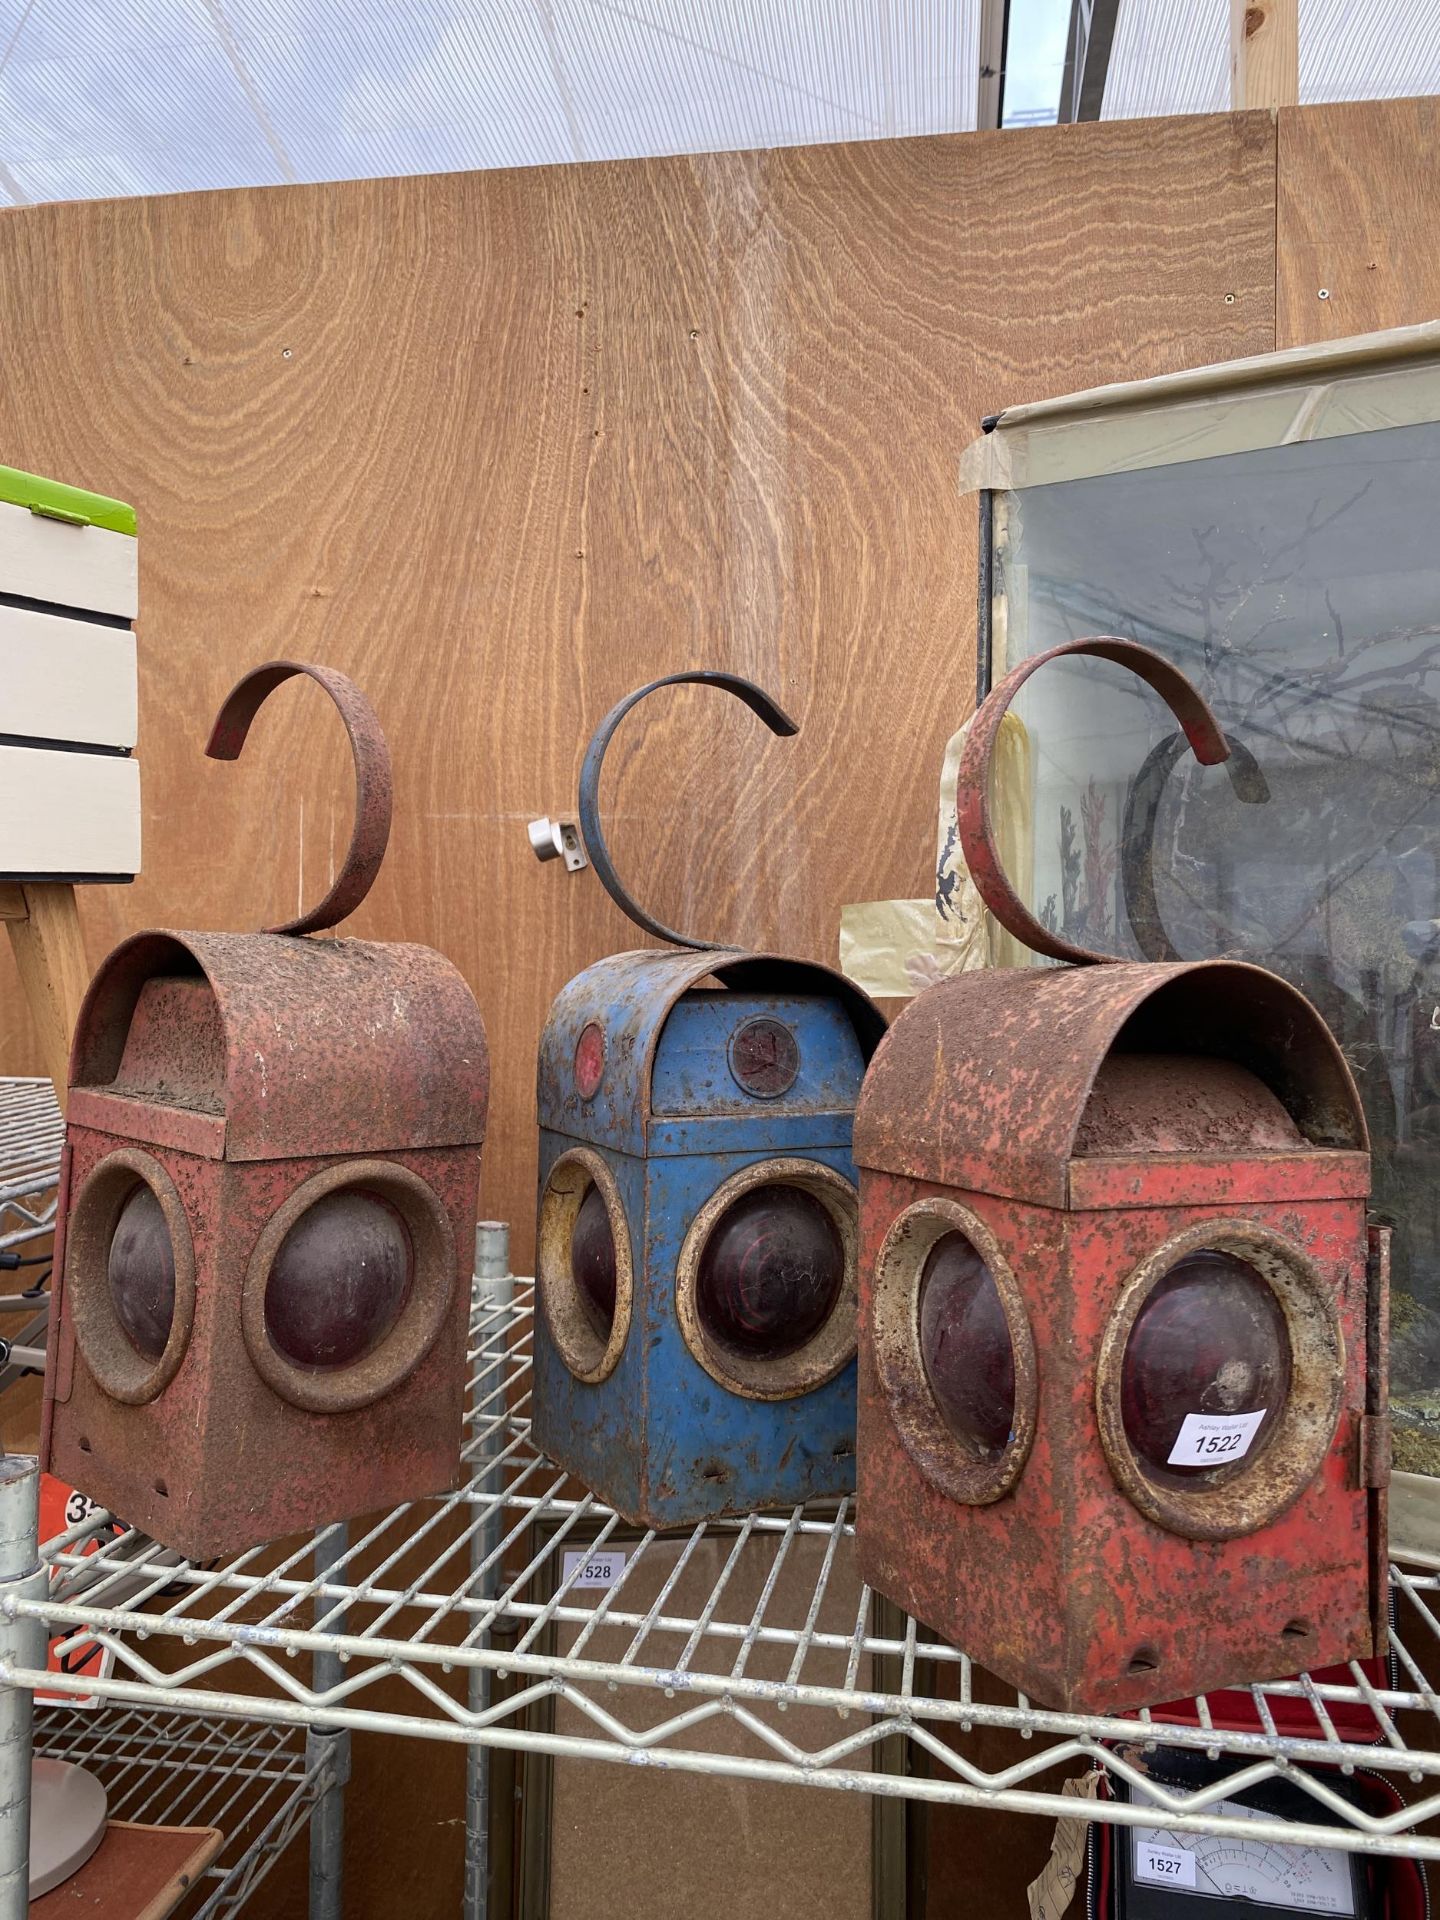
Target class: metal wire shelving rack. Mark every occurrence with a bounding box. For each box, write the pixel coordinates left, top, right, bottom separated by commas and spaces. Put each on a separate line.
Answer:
34, 1707, 332, 1917
0, 1075, 64, 1388
0, 1075, 330, 1917
4, 1250, 1440, 1915
0, 1076, 63, 1258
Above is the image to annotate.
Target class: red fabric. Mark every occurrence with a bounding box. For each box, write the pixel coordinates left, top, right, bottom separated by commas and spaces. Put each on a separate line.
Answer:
1148, 1654, 1394, 1744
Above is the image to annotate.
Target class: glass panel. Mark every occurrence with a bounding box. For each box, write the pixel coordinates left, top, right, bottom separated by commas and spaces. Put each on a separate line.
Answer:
994, 419, 1440, 1468
1121, 1251, 1291, 1489
108, 1182, 176, 1361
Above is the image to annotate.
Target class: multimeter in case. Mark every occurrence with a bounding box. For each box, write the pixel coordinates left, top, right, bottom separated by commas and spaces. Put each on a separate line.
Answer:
1092, 1747, 1422, 1920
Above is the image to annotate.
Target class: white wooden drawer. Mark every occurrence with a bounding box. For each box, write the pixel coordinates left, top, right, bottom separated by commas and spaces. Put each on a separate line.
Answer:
0, 603, 137, 749
0, 744, 140, 878
0, 498, 138, 621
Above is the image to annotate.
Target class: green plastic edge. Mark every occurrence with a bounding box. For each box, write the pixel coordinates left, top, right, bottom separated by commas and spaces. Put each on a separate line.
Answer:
0, 465, 136, 536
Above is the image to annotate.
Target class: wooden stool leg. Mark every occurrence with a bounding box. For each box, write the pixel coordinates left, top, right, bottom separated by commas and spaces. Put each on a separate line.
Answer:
1, 883, 90, 1114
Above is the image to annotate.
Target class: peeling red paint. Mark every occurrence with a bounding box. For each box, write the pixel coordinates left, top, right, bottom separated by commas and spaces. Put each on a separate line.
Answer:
40, 665, 488, 1561
853, 638, 1389, 1714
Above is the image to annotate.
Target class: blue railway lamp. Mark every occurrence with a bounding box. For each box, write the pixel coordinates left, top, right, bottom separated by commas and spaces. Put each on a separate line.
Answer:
528, 672, 884, 1527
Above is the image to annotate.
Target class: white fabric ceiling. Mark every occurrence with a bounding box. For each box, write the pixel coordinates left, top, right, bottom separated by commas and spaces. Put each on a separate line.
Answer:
1104, 0, 1440, 118
3, 0, 1432, 209
0, 0, 983, 206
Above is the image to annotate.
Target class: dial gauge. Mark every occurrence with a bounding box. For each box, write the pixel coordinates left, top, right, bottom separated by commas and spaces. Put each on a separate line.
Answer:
1123, 1798, 1366, 1918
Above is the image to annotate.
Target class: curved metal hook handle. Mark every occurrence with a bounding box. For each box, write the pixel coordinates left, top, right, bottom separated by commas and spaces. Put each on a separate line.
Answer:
206, 660, 394, 937
1121, 728, 1270, 962
956, 637, 1233, 968
578, 670, 798, 950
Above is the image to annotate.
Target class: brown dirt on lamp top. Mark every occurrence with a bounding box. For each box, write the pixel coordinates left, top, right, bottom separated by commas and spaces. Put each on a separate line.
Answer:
1074, 1053, 1306, 1157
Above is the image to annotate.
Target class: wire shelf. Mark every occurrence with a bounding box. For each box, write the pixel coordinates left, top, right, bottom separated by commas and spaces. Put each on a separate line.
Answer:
9, 1279, 1440, 1863
0, 1077, 62, 1257
33, 1706, 329, 1918
0, 1074, 62, 1393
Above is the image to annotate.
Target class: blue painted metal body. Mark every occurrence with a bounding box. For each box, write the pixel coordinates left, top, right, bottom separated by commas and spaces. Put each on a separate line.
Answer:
534, 947, 884, 1528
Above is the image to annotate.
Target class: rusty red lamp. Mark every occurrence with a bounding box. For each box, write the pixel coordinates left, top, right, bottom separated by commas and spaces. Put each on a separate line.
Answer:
40, 663, 489, 1561
854, 638, 1389, 1714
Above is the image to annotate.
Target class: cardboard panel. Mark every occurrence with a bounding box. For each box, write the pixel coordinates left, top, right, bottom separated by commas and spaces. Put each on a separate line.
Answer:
543, 1532, 872, 1920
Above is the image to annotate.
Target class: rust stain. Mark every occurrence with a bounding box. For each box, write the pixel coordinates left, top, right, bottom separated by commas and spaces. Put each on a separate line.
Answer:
853, 636, 1389, 1714
41, 663, 489, 1561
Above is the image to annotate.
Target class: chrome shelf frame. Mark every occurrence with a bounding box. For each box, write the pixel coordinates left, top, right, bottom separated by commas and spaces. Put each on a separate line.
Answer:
0, 1076, 63, 1259
0, 1075, 63, 1391
4, 1270, 1440, 1884
34, 1707, 332, 1918
0, 1074, 330, 1917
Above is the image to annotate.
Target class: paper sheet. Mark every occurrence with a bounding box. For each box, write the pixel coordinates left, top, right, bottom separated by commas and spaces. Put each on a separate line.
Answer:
839, 709, 1031, 997
1026, 1772, 1101, 1920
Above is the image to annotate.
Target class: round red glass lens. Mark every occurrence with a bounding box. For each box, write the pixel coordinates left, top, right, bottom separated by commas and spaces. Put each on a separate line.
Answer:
265, 1190, 413, 1372
107, 1183, 176, 1361
918, 1232, 1015, 1458
728, 1018, 800, 1098
696, 1185, 843, 1358
570, 1184, 618, 1342
1121, 1250, 1291, 1481
574, 1023, 606, 1101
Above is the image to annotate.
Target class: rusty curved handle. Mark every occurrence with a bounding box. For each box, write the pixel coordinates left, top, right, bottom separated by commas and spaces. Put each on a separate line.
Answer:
206, 661, 393, 937
956, 637, 1233, 968
578, 670, 798, 950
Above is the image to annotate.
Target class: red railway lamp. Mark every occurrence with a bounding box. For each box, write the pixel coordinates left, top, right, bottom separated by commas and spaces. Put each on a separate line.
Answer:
40, 664, 489, 1561
854, 638, 1388, 1714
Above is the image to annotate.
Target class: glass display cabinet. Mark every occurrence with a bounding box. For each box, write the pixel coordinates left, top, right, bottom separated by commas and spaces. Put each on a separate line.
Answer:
962, 321, 1440, 1475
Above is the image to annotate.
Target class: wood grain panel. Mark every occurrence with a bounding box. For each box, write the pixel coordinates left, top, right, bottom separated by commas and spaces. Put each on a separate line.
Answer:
0, 114, 1273, 1282
1230, 0, 1299, 111
0, 109, 1281, 1920
1277, 97, 1440, 347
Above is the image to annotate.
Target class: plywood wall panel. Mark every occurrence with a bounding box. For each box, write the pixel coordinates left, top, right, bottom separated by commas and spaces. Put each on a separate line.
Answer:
0, 114, 1274, 1276
0, 108, 1285, 1920
1277, 97, 1440, 347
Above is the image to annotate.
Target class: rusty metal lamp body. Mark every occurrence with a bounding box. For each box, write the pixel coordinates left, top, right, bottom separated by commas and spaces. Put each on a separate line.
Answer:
529, 674, 883, 1527
854, 639, 1388, 1715
40, 665, 488, 1562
